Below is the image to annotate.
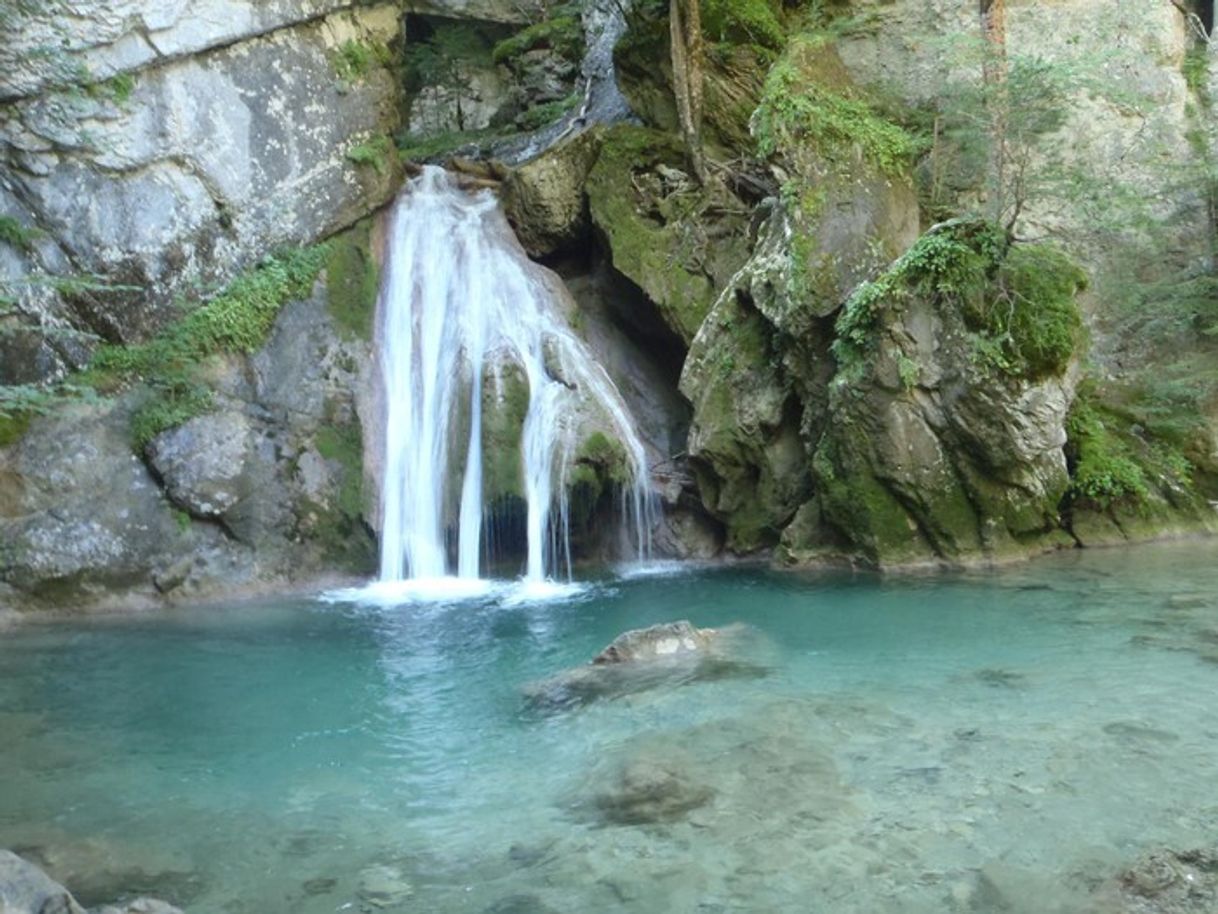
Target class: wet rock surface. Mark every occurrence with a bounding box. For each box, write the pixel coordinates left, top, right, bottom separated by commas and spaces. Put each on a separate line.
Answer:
0, 850, 182, 914
523, 621, 767, 711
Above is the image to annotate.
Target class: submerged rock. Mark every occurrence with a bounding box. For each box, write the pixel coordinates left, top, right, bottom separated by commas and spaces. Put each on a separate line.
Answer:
1098, 847, 1218, 913
0, 850, 182, 914
522, 621, 766, 711
357, 862, 414, 909
593, 755, 715, 825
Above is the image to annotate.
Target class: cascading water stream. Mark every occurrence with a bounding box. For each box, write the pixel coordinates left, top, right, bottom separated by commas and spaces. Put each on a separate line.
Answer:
376, 166, 655, 586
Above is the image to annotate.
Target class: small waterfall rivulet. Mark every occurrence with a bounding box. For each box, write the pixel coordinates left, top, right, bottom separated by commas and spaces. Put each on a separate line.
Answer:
376, 166, 655, 587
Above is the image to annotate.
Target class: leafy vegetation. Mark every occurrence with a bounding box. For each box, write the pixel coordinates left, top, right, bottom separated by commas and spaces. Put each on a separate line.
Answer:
0, 216, 39, 251
753, 35, 920, 174
492, 14, 583, 66
701, 0, 785, 52
332, 39, 391, 83
515, 92, 580, 131
85, 245, 329, 448
346, 135, 396, 174
325, 222, 379, 340
86, 72, 136, 105
397, 126, 514, 163
831, 220, 1084, 383
130, 381, 214, 450
972, 243, 1086, 380
1065, 396, 1150, 506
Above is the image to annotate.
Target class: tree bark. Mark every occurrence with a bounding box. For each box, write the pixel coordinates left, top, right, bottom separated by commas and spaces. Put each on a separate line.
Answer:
670, 0, 708, 183
979, 0, 1011, 231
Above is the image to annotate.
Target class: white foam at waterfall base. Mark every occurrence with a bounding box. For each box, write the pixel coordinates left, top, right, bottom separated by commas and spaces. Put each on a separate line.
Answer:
371, 165, 655, 592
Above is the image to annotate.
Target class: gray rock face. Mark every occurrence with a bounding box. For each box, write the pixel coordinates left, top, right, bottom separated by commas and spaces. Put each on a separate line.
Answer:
146, 411, 251, 520
1, 3, 401, 381
0, 286, 376, 612
0, 0, 524, 102
0, 849, 182, 914
0, 849, 85, 914
679, 160, 919, 555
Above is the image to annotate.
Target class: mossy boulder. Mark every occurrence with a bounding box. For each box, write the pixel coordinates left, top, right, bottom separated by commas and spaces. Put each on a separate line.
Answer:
679, 286, 811, 553
586, 125, 752, 345
1062, 389, 1218, 545
807, 222, 1087, 566
503, 130, 602, 258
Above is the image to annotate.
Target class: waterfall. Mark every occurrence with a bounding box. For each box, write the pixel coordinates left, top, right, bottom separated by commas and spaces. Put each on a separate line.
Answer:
376, 166, 655, 585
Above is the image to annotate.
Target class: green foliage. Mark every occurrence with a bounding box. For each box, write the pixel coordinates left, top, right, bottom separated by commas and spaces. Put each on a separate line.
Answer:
978, 243, 1086, 380
576, 431, 630, 484
92, 245, 329, 382
1182, 45, 1210, 97
332, 39, 391, 83
753, 36, 920, 174
0, 385, 46, 447
0, 382, 102, 447
0, 216, 39, 251
924, 39, 1155, 235
130, 380, 213, 451
896, 354, 919, 390
492, 16, 584, 66
831, 221, 1083, 383
832, 221, 997, 371
404, 23, 492, 123
515, 92, 580, 131
87, 245, 328, 446
397, 127, 508, 162
346, 135, 395, 174
701, 0, 785, 52
86, 72, 136, 104
1065, 397, 1149, 507
302, 420, 374, 571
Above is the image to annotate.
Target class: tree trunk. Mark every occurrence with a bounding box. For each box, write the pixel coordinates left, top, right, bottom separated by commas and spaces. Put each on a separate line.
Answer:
670, 0, 708, 183
979, 0, 1011, 231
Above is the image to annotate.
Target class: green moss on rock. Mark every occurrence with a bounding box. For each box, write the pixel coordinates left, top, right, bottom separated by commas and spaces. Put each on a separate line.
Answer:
753, 35, 920, 174
325, 221, 379, 341
300, 420, 375, 571
833, 221, 1084, 385
493, 16, 584, 66
586, 125, 751, 343
482, 362, 530, 503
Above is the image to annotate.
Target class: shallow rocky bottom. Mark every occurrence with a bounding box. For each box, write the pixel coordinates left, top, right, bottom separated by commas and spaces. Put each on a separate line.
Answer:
1, 541, 1217, 913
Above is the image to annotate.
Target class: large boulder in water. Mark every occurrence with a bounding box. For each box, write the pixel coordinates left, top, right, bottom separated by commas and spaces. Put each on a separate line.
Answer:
523, 620, 766, 711
591, 620, 715, 663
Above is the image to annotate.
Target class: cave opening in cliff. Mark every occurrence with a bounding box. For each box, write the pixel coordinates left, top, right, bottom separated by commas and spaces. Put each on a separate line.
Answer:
1200, 0, 1214, 34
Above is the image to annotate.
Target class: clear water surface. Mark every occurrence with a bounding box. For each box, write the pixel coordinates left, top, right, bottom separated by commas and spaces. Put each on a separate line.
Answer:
2, 541, 1217, 913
